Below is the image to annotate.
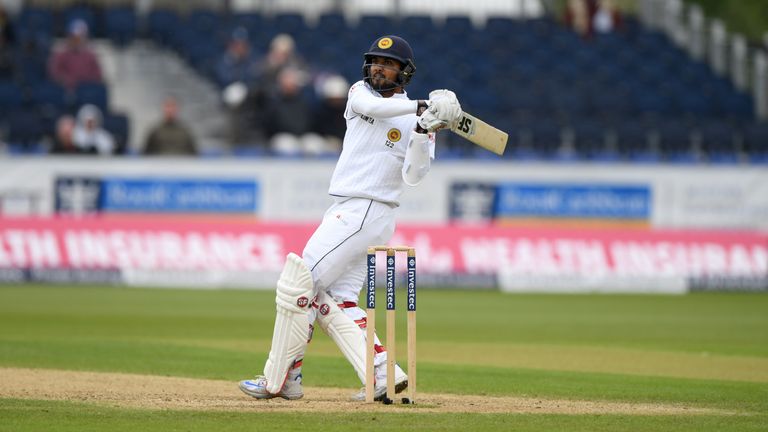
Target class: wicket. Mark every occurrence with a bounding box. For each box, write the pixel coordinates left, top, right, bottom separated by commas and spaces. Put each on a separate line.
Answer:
365, 245, 416, 404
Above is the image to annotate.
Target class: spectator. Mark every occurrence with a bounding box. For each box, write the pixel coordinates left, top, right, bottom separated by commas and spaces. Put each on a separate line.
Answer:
564, 0, 593, 38
51, 114, 95, 154
264, 67, 314, 156
48, 19, 102, 91
0, 6, 15, 79
216, 27, 259, 88
311, 74, 349, 155
72, 104, 115, 155
0, 6, 14, 44
258, 33, 308, 89
143, 96, 197, 155
0, 30, 12, 80
218, 27, 261, 146
593, 0, 622, 34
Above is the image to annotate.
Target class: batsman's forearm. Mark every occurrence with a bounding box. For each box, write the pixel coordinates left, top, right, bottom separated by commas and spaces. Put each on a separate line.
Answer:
350, 93, 418, 119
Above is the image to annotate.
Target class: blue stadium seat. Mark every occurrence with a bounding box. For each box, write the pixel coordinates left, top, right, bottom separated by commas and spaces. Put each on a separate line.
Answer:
105, 7, 137, 46
743, 122, 768, 157
75, 83, 109, 112
147, 9, 180, 45
698, 122, 737, 159
485, 16, 515, 36
616, 120, 653, 159
188, 9, 220, 34
530, 120, 562, 157
17, 7, 54, 41
0, 82, 24, 117
656, 121, 694, 161
104, 112, 130, 154
273, 13, 307, 35
355, 15, 395, 39
14, 50, 48, 84
315, 12, 346, 37
572, 120, 606, 157
399, 15, 435, 39
30, 81, 69, 113
6, 111, 45, 149
442, 16, 474, 37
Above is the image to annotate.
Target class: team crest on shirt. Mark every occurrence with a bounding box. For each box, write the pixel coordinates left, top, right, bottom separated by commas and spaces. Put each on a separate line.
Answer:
385, 128, 401, 148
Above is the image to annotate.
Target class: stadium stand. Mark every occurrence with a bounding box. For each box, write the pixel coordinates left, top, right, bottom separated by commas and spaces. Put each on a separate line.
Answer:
0, 2, 765, 164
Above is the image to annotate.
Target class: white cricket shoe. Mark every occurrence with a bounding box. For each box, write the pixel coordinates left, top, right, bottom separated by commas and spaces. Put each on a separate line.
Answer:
351, 364, 408, 401
239, 374, 304, 400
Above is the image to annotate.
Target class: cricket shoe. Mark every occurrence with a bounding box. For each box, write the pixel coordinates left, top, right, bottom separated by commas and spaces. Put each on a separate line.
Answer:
239, 374, 304, 400
351, 364, 408, 401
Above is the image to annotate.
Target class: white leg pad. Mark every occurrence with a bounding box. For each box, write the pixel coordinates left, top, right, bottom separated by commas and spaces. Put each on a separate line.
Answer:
263, 253, 314, 394
315, 291, 368, 384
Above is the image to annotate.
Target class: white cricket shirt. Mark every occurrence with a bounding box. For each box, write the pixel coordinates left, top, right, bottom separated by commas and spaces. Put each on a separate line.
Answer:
328, 80, 435, 205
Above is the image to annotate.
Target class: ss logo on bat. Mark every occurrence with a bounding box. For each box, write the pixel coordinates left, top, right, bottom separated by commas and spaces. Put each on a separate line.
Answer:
458, 116, 472, 133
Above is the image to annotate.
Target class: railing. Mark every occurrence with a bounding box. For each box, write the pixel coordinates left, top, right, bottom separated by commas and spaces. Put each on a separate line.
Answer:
639, 0, 767, 120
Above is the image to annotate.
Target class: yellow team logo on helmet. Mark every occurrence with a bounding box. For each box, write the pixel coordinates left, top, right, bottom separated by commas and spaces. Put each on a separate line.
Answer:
378, 37, 393, 49
387, 128, 401, 142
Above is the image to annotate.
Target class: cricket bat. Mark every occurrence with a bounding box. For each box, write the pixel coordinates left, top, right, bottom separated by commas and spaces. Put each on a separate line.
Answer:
450, 112, 508, 156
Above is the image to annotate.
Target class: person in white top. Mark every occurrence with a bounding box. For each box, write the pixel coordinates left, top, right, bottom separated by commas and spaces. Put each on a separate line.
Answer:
239, 35, 462, 402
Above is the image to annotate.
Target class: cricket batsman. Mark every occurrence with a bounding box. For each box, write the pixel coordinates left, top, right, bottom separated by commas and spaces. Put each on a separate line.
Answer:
239, 35, 462, 401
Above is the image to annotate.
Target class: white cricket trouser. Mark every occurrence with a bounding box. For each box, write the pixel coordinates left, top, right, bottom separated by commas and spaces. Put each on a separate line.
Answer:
282, 197, 396, 379
302, 196, 396, 302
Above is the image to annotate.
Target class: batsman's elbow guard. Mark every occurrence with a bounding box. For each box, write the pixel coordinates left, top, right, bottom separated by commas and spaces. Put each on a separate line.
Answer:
402, 131, 431, 186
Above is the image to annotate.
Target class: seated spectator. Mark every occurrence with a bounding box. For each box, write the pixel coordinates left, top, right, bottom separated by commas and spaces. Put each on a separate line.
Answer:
50, 115, 95, 154
259, 33, 308, 89
0, 6, 14, 44
311, 74, 349, 154
143, 96, 197, 155
0, 31, 12, 80
48, 19, 102, 91
217, 27, 262, 146
264, 67, 314, 156
72, 104, 115, 155
0, 6, 15, 79
216, 27, 259, 88
564, 0, 593, 38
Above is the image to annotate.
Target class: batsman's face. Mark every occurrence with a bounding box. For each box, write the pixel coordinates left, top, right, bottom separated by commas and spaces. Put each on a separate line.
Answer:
369, 56, 402, 90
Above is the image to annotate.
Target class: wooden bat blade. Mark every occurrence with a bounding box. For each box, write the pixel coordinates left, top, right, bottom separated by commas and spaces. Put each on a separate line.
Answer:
450, 112, 508, 155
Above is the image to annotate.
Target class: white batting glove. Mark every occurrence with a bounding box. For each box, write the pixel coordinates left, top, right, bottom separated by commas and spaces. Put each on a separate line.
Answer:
417, 110, 448, 132
427, 95, 462, 129
428, 89, 457, 102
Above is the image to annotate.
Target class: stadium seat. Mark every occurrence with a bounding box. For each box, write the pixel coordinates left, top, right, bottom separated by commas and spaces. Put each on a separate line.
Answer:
17, 7, 54, 41
188, 9, 220, 34
0, 82, 24, 117
399, 15, 435, 39
30, 81, 69, 113
273, 13, 307, 35
355, 15, 396, 40
442, 16, 474, 37
698, 122, 738, 161
743, 122, 768, 157
104, 112, 130, 155
6, 111, 45, 149
315, 12, 346, 37
572, 121, 607, 157
147, 9, 181, 45
105, 7, 137, 46
75, 83, 109, 112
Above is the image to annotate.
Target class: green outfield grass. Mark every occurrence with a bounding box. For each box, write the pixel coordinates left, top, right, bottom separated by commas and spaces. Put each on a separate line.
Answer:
1, 285, 767, 431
